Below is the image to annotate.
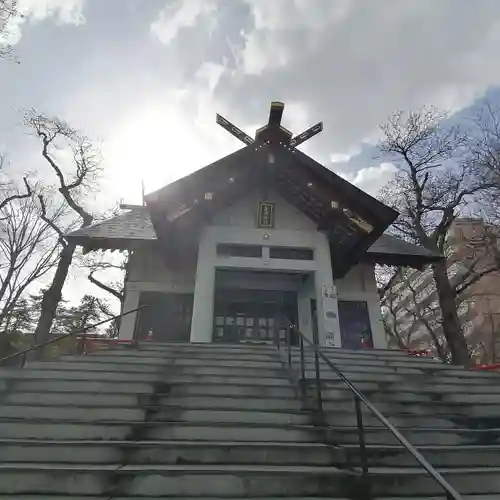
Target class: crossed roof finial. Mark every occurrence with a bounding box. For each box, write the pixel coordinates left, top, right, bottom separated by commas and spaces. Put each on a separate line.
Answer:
216, 101, 323, 148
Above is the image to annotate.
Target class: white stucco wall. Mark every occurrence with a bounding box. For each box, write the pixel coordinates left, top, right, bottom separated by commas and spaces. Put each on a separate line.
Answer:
118, 246, 195, 340
190, 188, 338, 346
212, 188, 316, 231
119, 188, 386, 349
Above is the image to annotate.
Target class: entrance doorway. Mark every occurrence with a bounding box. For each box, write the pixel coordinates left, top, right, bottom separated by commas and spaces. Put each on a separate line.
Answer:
213, 289, 298, 343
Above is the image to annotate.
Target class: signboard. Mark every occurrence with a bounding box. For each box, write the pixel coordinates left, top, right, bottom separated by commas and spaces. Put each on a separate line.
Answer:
322, 284, 339, 346
257, 201, 275, 228
325, 333, 335, 347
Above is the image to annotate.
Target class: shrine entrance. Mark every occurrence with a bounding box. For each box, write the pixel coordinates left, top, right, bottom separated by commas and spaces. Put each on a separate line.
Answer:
212, 270, 300, 344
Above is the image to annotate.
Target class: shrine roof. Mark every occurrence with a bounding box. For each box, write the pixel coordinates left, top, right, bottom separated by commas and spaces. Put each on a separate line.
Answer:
66, 207, 441, 266
67, 102, 441, 274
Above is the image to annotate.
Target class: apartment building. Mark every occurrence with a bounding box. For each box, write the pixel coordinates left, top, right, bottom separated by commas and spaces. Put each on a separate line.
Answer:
382, 218, 500, 363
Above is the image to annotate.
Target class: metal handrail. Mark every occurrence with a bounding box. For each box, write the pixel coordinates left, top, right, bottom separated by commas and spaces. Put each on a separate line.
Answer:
0, 305, 148, 366
278, 317, 463, 500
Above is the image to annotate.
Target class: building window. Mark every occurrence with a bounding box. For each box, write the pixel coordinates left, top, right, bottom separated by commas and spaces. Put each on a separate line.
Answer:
217, 244, 263, 258
269, 247, 314, 260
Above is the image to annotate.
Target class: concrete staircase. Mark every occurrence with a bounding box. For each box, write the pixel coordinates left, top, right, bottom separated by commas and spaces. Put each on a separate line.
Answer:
0, 342, 497, 498
289, 346, 500, 497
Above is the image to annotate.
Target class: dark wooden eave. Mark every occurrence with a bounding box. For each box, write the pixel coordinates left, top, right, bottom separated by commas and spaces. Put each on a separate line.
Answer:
146, 140, 398, 277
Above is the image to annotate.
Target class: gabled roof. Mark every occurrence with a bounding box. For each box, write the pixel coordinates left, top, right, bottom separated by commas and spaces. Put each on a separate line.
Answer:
366, 233, 441, 267
67, 206, 155, 251
66, 207, 441, 267
68, 103, 440, 275
144, 104, 399, 277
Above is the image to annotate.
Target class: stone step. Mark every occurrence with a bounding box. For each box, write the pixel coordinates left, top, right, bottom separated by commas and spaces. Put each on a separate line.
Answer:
0, 462, 497, 497
321, 397, 500, 419
326, 425, 500, 446
294, 349, 436, 361
4, 379, 156, 394
314, 379, 500, 395
0, 368, 160, 383
306, 369, 500, 386
0, 405, 313, 426
367, 466, 500, 496
2, 392, 303, 411
344, 443, 500, 467
60, 355, 286, 370
147, 408, 312, 426
1, 391, 141, 407
3, 397, 490, 429
136, 342, 279, 352
311, 387, 435, 402
0, 405, 145, 422
0, 463, 358, 496
0, 420, 322, 442
319, 386, 500, 405
291, 353, 448, 367
0, 368, 295, 387
324, 411, 457, 429
94, 349, 281, 362
142, 421, 321, 442
0, 496, 496, 500
292, 359, 499, 384
0, 420, 132, 440
0, 439, 341, 465
25, 361, 290, 379
7, 379, 297, 398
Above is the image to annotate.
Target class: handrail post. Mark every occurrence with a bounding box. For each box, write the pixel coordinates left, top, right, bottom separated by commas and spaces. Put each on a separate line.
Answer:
77, 328, 87, 355
132, 306, 142, 348
286, 323, 292, 370
354, 395, 369, 471
313, 343, 323, 413
299, 334, 306, 399
354, 395, 370, 499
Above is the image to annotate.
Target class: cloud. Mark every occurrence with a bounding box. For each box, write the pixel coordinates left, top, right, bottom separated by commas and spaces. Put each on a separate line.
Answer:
3, 0, 85, 45
212, 0, 500, 160
151, 0, 217, 46
241, 0, 350, 74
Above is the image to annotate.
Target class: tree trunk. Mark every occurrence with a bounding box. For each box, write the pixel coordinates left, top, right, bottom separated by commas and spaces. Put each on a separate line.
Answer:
432, 260, 471, 366
33, 243, 76, 344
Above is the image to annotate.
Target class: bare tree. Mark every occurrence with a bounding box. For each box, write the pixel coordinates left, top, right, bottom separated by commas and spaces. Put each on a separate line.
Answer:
86, 255, 126, 306
0, 0, 20, 61
25, 111, 99, 343
379, 107, 496, 366
381, 266, 449, 361
0, 155, 32, 213
0, 188, 64, 327
83, 253, 127, 331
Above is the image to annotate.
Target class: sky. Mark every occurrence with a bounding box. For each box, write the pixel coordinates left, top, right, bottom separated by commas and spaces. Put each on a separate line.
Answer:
3, 0, 500, 305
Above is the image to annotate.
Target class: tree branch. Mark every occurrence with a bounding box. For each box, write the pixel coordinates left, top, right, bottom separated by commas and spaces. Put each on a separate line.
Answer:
0, 177, 32, 212
88, 271, 124, 302
37, 194, 67, 248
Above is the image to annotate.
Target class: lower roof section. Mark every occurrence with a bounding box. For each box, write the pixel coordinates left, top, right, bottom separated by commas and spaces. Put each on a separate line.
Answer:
66, 207, 442, 268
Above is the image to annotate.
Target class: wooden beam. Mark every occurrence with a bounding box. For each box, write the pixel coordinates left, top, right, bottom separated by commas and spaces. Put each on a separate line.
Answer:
216, 114, 254, 146
290, 122, 323, 148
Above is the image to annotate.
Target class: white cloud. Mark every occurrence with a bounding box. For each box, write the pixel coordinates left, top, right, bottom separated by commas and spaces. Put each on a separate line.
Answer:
3, 0, 85, 45
241, 0, 350, 75
337, 162, 397, 197
214, 0, 500, 159
151, 0, 217, 46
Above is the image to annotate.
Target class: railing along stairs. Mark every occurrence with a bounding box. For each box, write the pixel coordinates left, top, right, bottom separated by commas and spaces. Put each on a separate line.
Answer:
277, 316, 463, 500
0, 305, 149, 367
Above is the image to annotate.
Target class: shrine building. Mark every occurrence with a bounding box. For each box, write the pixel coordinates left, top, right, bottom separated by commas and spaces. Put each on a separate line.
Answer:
67, 102, 440, 348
